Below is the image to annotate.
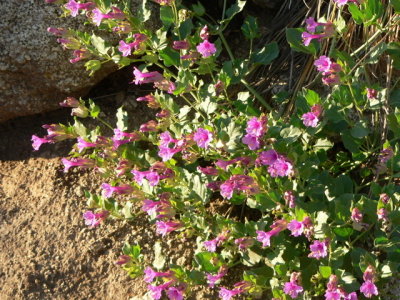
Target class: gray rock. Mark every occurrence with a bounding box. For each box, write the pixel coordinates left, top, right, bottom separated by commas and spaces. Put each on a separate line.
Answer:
0, 0, 159, 123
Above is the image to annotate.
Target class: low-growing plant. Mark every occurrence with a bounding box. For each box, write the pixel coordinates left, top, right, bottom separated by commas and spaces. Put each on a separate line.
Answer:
34, 0, 400, 299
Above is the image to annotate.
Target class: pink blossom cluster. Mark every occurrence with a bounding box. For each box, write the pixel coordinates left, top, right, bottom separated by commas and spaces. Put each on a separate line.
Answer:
158, 131, 184, 161
301, 104, 323, 128
101, 183, 133, 198
206, 265, 228, 288
145, 267, 185, 300
283, 272, 304, 299
218, 175, 259, 199
133, 67, 175, 94
64, 0, 95, 17
203, 231, 229, 252
91, 6, 125, 26
308, 239, 329, 259
256, 219, 288, 247
82, 210, 109, 227
256, 149, 294, 177
132, 162, 174, 187
360, 266, 378, 298
118, 33, 147, 56
242, 116, 268, 150
32, 124, 74, 151
61, 157, 95, 172
196, 25, 217, 58
314, 56, 342, 85
302, 17, 335, 46
324, 275, 358, 300
219, 281, 252, 300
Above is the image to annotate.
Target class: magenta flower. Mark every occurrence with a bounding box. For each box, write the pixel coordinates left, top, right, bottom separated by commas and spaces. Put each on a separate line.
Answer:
198, 166, 218, 176
308, 240, 328, 259
83, 210, 108, 227
142, 199, 160, 215
283, 281, 304, 299
76, 137, 97, 152
196, 40, 217, 58
351, 207, 363, 223
144, 267, 172, 283
115, 255, 131, 265
256, 149, 278, 165
366, 88, 377, 99
155, 220, 182, 236
200, 25, 210, 40
204, 239, 219, 252
218, 287, 241, 300
287, 220, 304, 237
360, 281, 378, 298
256, 220, 287, 247
133, 67, 164, 85
267, 156, 294, 177
65, 0, 95, 17
305, 17, 321, 33
140, 120, 158, 132
234, 237, 254, 251
302, 32, 324, 46
219, 175, 258, 199
132, 170, 160, 186
377, 208, 389, 222
118, 40, 134, 57
242, 134, 260, 150
325, 290, 342, 300
314, 56, 332, 73
343, 292, 358, 300
193, 128, 213, 149
246, 116, 268, 136
31, 135, 53, 151
302, 112, 319, 127
172, 40, 190, 50
166, 287, 184, 300
61, 157, 95, 172
379, 193, 390, 204
101, 183, 133, 198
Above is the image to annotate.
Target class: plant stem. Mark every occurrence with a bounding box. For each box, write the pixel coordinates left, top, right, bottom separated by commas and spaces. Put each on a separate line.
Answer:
241, 79, 272, 110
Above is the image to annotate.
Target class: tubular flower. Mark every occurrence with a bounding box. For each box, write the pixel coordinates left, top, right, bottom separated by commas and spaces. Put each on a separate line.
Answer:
308, 239, 328, 259
302, 17, 334, 46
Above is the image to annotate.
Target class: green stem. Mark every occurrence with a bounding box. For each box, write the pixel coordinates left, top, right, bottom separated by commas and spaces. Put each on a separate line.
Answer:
218, 32, 235, 62
241, 79, 272, 110
95, 116, 114, 130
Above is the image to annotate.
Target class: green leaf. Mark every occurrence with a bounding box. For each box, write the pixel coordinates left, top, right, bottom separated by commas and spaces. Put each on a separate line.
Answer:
91, 35, 109, 55
224, 0, 246, 21
192, 2, 205, 16
89, 100, 101, 118
116, 107, 128, 131
242, 248, 263, 266
195, 252, 221, 273
341, 130, 361, 153
351, 121, 369, 138
179, 19, 193, 39
366, 43, 387, 64
314, 138, 333, 151
390, 0, 400, 12
122, 202, 134, 219
136, 0, 151, 23
286, 28, 318, 55
153, 242, 166, 270
159, 48, 180, 67
84, 60, 101, 75
348, 3, 364, 24
319, 266, 332, 278
304, 89, 320, 105
280, 126, 302, 142
73, 118, 87, 136
160, 5, 174, 28
250, 42, 279, 65
387, 42, 400, 71
314, 211, 329, 239
199, 98, 218, 115
241, 16, 259, 40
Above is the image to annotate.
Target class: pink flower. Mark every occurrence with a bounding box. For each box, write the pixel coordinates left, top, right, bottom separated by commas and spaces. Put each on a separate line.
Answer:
218, 287, 241, 300
379, 193, 390, 204
142, 199, 160, 215
284, 190, 296, 208
256, 220, 288, 247
287, 220, 304, 237
144, 267, 172, 283
132, 170, 160, 186
196, 40, 217, 58
193, 128, 213, 149
118, 40, 134, 56
204, 239, 219, 252
83, 210, 108, 227
351, 207, 363, 223
65, 0, 81, 17
325, 291, 342, 300
343, 292, 358, 300
256, 150, 278, 166
283, 281, 304, 299
137, 94, 160, 108
207, 266, 228, 288
377, 208, 389, 222
59, 96, 80, 108
140, 120, 158, 132
133, 67, 164, 85
314, 56, 332, 73
308, 240, 328, 259
234, 237, 254, 251
334, 0, 359, 7
115, 255, 131, 265
76, 137, 98, 152
246, 116, 268, 137
200, 25, 210, 40
166, 287, 184, 300
360, 281, 378, 298
242, 134, 260, 150
61, 157, 95, 172
267, 156, 294, 177
101, 183, 133, 198
305, 17, 321, 33
172, 40, 190, 50
366, 88, 377, 99
302, 32, 324, 46
70, 49, 90, 63
155, 220, 182, 236
198, 166, 218, 176
31, 135, 53, 151
302, 112, 319, 127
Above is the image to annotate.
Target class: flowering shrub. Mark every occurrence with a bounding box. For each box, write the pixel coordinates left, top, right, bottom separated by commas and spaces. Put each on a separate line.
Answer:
35, 0, 400, 299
